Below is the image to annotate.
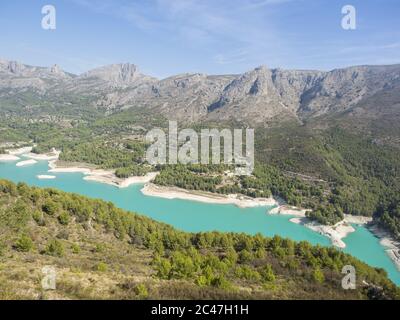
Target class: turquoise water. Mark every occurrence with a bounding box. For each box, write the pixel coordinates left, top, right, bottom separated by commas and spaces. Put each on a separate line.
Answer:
1, 159, 399, 285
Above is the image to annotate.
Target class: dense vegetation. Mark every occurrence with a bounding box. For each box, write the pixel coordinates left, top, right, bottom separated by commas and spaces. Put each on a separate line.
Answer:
1, 110, 400, 238
0, 179, 398, 300
153, 126, 400, 231
60, 140, 153, 177
154, 162, 329, 212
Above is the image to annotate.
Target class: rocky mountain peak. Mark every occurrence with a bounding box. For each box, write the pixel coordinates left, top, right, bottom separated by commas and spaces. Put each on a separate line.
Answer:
80, 63, 151, 86
7, 61, 24, 74
223, 65, 274, 97
254, 65, 269, 73
49, 64, 64, 75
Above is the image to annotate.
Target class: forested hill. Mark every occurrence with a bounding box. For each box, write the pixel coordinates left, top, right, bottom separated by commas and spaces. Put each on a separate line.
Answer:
1, 60, 400, 239
1, 108, 400, 240
0, 179, 398, 300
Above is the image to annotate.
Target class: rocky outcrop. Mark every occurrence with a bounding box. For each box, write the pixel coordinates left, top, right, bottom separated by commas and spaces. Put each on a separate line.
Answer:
79, 63, 156, 86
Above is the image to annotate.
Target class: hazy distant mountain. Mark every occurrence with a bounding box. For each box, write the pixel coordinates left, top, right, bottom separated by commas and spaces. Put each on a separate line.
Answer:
80, 63, 156, 86
0, 59, 70, 79
0, 60, 72, 92
0, 58, 399, 125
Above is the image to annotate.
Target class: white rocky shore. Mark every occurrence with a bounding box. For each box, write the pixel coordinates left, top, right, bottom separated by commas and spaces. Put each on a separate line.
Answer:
0, 146, 33, 161
48, 160, 92, 174
1, 147, 59, 162
368, 224, 400, 271
289, 217, 357, 249
269, 204, 310, 217
268, 205, 373, 249
37, 175, 56, 180
84, 171, 159, 188
7, 146, 33, 155
141, 183, 279, 208
16, 159, 37, 167
48, 160, 159, 188
269, 204, 400, 270
0, 154, 20, 161
24, 148, 60, 160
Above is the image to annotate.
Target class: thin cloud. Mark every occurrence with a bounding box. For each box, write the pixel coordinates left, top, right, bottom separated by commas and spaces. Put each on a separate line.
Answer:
244, 0, 296, 9
214, 49, 249, 65
70, 0, 161, 31
340, 42, 400, 54
70, 0, 286, 60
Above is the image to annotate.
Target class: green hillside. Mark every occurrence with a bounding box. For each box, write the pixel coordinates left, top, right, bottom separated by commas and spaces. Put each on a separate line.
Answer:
0, 179, 398, 300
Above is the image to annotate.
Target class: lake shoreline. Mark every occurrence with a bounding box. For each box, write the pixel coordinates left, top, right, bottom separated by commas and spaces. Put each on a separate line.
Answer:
7, 146, 33, 155
0, 154, 20, 161
24, 148, 60, 160
272, 208, 400, 270
288, 216, 363, 249
269, 205, 385, 251
140, 182, 400, 262
0, 146, 34, 161
367, 224, 400, 272
4, 147, 400, 276
37, 175, 56, 180
48, 160, 159, 188
45, 160, 400, 271
16, 159, 38, 167
141, 183, 279, 208
268, 205, 363, 248
1, 155, 400, 285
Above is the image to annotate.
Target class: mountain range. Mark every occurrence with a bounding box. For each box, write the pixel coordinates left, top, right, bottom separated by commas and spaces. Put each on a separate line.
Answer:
1, 59, 399, 128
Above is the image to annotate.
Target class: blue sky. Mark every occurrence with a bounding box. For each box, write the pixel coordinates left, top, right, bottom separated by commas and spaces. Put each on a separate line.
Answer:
0, 0, 399, 78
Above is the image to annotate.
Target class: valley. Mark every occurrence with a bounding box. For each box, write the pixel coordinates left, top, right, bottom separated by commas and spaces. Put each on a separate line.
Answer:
1, 59, 400, 298
0, 155, 400, 286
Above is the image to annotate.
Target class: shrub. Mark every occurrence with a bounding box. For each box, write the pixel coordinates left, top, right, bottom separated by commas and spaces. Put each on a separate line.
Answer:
57, 212, 70, 225
134, 283, 148, 299
313, 267, 325, 283
45, 239, 64, 257
94, 243, 106, 253
170, 252, 196, 279
42, 199, 59, 216
14, 234, 34, 252
260, 264, 276, 282
96, 262, 108, 272
195, 275, 209, 287
235, 266, 261, 281
211, 276, 232, 290
255, 248, 266, 259
154, 257, 172, 279
71, 243, 80, 254
32, 210, 45, 226
238, 249, 252, 264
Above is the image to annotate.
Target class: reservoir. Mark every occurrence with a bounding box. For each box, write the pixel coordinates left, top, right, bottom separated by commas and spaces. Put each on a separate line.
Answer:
1, 159, 399, 285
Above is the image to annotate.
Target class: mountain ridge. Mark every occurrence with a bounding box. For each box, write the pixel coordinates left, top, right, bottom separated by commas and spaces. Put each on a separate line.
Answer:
1, 58, 399, 125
